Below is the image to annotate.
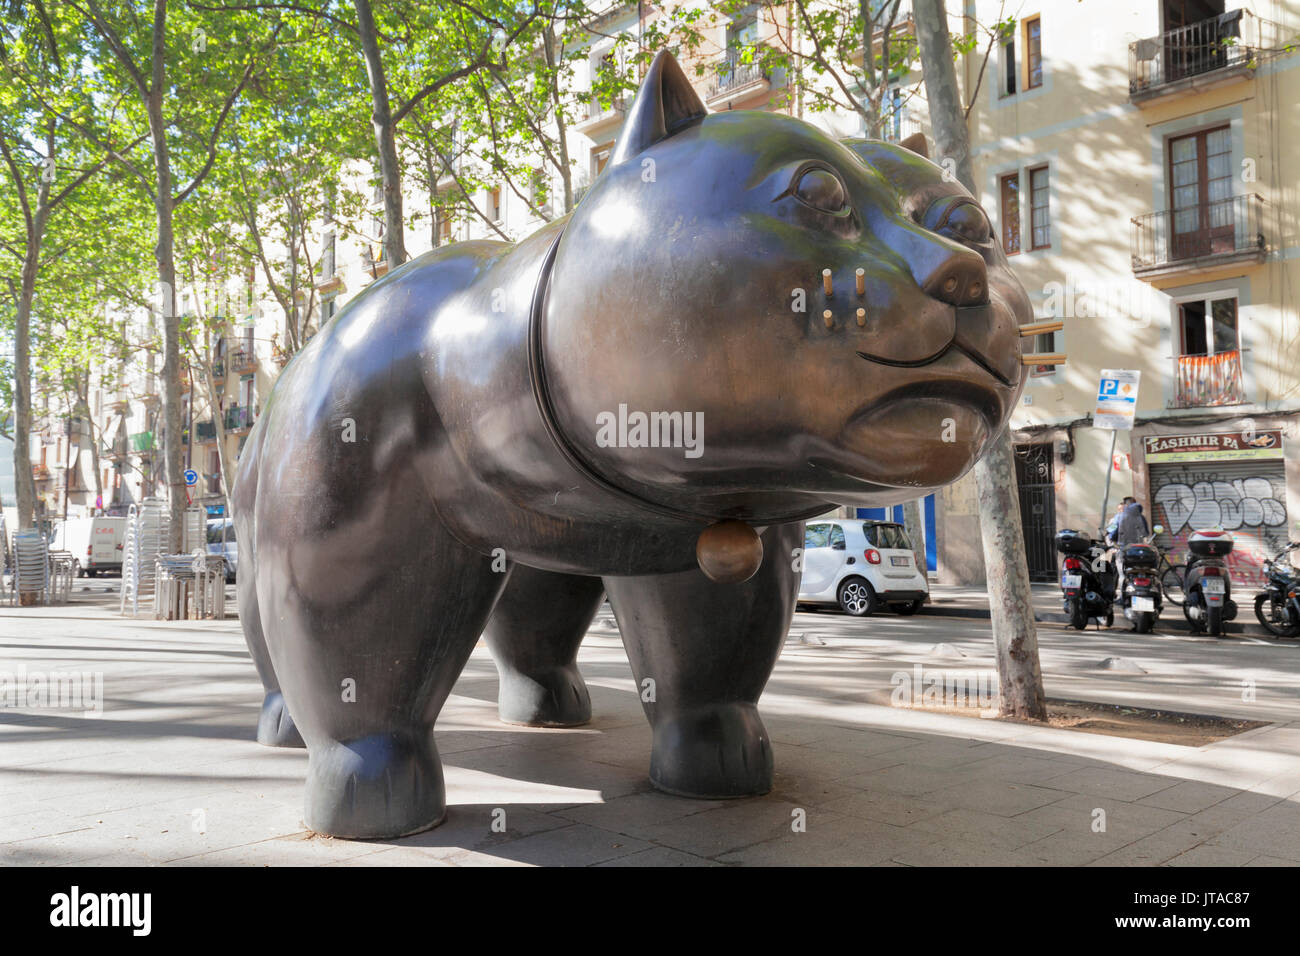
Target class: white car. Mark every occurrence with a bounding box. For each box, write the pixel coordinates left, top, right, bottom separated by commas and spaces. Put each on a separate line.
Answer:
206, 518, 238, 583
798, 519, 929, 616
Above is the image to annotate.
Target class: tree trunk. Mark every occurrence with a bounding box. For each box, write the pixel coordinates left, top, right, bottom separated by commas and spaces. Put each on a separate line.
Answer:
543, 24, 574, 214
902, 497, 927, 575
913, 0, 1045, 720
146, 89, 185, 552
12, 244, 40, 530
354, 0, 407, 268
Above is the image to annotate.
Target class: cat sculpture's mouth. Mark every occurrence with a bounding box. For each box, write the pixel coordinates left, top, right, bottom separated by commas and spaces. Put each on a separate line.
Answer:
854, 304, 1021, 388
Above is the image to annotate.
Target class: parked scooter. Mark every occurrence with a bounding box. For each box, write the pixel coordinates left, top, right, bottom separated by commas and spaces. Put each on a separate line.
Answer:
1119, 525, 1166, 633
1056, 529, 1116, 630
1182, 528, 1237, 637
1254, 541, 1300, 639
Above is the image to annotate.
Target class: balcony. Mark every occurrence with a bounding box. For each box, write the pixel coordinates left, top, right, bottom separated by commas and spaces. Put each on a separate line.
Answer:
1174, 349, 1244, 408
129, 431, 155, 453
881, 113, 924, 146
32, 463, 50, 481
225, 405, 255, 432
1129, 11, 1279, 105
575, 95, 626, 137
195, 419, 217, 442
1130, 194, 1265, 279
212, 360, 226, 383
229, 349, 257, 375
705, 51, 771, 107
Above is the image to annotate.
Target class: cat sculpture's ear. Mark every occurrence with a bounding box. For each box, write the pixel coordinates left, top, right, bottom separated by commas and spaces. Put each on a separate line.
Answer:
610, 50, 707, 166
899, 132, 930, 159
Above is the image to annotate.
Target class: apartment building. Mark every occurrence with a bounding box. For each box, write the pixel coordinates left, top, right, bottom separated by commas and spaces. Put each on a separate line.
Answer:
940, 0, 1300, 589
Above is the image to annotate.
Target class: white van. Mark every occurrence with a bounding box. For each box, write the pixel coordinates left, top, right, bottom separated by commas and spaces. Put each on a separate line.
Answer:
50, 516, 126, 576
798, 519, 929, 616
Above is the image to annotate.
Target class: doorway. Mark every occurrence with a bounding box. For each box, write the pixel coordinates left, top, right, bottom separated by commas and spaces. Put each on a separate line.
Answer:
1014, 442, 1058, 581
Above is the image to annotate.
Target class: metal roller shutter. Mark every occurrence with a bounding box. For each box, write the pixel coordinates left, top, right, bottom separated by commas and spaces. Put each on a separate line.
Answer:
1148, 458, 1288, 589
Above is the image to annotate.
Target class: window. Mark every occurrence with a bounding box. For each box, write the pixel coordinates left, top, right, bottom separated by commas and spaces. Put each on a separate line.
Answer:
436, 209, 453, 243
1025, 17, 1042, 89
530, 168, 550, 217
1174, 292, 1242, 406
1029, 165, 1050, 249
322, 294, 338, 323
828, 524, 846, 550
804, 523, 831, 549
1000, 172, 1021, 255
591, 143, 613, 179
866, 524, 911, 549
488, 186, 502, 223
1001, 30, 1017, 95
1031, 331, 1057, 376
727, 13, 759, 51
1179, 295, 1238, 356
1169, 125, 1233, 259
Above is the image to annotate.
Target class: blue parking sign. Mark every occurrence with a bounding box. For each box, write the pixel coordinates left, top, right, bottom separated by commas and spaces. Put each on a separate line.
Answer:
1094, 369, 1141, 430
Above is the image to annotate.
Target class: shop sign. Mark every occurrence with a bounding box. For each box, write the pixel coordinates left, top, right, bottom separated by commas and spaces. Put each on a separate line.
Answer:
1144, 429, 1283, 463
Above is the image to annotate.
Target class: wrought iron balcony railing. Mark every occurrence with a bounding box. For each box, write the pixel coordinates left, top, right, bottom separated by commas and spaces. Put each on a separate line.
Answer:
586, 94, 625, 120
1129, 10, 1279, 98
1130, 194, 1265, 275
195, 420, 217, 442
1174, 349, 1244, 408
705, 51, 770, 100
230, 349, 257, 374
225, 405, 255, 432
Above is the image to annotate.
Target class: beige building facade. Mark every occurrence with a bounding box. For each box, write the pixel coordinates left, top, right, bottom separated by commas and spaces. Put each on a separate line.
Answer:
933, 0, 1300, 589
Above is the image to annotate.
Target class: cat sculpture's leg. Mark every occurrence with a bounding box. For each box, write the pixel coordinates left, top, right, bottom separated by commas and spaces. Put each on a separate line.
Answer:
602, 521, 803, 798
239, 558, 305, 748
482, 565, 605, 727
233, 428, 304, 749
257, 489, 510, 839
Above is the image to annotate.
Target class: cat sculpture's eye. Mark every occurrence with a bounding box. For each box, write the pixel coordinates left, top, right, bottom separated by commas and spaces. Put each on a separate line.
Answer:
791, 166, 849, 214
923, 196, 992, 245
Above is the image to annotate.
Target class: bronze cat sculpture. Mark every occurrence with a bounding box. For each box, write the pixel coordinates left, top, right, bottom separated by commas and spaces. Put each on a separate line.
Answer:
233, 50, 1030, 838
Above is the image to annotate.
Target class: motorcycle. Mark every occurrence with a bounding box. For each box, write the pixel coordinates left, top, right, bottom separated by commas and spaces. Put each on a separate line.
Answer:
1118, 525, 1165, 634
1056, 529, 1116, 630
1254, 542, 1300, 638
1182, 528, 1237, 638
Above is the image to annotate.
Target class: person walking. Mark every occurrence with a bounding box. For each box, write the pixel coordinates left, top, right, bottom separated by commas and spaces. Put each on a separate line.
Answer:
1117, 500, 1150, 547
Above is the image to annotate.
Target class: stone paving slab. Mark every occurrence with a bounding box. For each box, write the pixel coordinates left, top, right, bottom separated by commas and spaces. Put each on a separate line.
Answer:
2, 591, 1299, 866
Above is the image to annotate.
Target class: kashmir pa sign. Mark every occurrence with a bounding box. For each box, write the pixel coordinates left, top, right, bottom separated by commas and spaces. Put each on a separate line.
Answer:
1144, 429, 1284, 463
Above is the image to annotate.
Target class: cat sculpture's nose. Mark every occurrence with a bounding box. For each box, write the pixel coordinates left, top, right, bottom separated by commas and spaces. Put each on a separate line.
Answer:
912, 243, 989, 307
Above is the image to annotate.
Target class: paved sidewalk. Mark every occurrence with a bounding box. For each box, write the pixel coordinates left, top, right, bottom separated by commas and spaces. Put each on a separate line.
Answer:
2, 589, 1299, 866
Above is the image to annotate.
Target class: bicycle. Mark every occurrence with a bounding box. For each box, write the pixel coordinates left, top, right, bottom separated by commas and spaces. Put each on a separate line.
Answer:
1158, 551, 1188, 606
